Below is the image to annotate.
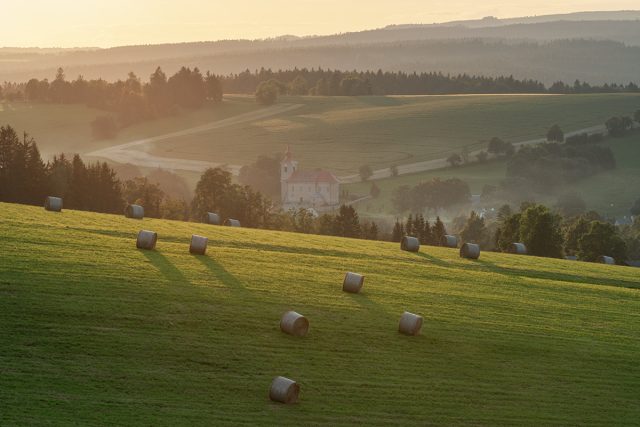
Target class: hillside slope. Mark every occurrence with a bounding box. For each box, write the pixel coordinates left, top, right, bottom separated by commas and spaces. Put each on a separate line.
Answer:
1, 203, 639, 425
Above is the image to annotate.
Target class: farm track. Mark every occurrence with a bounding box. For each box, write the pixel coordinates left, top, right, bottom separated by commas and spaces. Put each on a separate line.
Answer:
87, 103, 303, 174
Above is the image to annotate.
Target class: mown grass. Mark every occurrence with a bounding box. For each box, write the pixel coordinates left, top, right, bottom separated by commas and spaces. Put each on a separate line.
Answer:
1, 202, 639, 425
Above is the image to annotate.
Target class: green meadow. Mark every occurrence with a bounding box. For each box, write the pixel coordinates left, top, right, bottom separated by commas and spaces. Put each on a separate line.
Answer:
1, 202, 639, 425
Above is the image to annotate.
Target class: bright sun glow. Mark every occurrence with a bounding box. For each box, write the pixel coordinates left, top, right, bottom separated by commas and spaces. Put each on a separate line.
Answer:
1, 0, 638, 47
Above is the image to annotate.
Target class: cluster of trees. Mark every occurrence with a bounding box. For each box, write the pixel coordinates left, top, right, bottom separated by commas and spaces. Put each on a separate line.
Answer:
605, 114, 637, 137
548, 79, 639, 94
237, 154, 281, 199
392, 178, 470, 213
20, 67, 222, 138
506, 142, 615, 191
0, 125, 194, 218
393, 202, 637, 264
0, 125, 122, 211
391, 214, 447, 246
495, 204, 629, 263
219, 68, 640, 96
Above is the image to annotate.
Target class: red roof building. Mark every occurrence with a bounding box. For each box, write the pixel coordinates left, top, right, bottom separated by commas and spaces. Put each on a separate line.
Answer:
280, 147, 340, 210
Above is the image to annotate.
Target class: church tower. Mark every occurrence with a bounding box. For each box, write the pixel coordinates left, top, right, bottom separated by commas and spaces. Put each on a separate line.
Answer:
280, 145, 298, 203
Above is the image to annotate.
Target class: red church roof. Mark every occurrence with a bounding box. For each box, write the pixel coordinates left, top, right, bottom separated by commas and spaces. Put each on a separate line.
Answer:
286, 169, 339, 184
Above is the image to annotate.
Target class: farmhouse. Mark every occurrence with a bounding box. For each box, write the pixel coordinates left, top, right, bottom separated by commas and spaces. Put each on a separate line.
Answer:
280, 146, 340, 211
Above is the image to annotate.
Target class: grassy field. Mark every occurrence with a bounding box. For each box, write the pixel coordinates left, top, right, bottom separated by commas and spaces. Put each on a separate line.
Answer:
2, 94, 639, 176
1, 202, 639, 425
0, 97, 261, 159
347, 131, 640, 218
150, 93, 640, 174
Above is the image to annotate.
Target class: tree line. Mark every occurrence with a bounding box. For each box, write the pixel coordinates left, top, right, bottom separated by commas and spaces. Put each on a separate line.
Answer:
220, 68, 639, 97
392, 178, 470, 214
8, 67, 222, 138
394, 202, 639, 264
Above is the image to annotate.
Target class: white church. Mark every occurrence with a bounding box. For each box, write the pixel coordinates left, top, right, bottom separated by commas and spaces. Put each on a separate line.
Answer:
280, 146, 340, 212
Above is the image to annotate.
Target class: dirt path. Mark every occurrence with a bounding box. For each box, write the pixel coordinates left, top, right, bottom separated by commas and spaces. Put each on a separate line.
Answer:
338, 125, 606, 183
87, 103, 303, 174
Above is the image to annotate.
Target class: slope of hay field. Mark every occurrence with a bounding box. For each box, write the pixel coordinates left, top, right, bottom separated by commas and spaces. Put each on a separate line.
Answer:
1, 202, 639, 425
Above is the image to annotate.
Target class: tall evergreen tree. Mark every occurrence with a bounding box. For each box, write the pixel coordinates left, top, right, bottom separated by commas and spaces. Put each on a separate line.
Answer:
432, 217, 447, 246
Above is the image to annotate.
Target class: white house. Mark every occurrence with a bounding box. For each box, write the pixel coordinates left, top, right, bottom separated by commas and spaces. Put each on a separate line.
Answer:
280, 146, 340, 211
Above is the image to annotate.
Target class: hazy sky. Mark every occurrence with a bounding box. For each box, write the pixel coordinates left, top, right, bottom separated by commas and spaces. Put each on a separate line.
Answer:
2, 0, 638, 48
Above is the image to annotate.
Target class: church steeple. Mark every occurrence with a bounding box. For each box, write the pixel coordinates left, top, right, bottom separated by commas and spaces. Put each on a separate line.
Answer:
280, 145, 298, 202
281, 145, 297, 181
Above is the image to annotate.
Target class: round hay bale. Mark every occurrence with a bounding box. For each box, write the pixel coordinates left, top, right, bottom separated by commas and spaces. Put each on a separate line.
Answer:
398, 311, 423, 336
509, 243, 527, 255
280, 311, 309, 337
189, 234, 208, 255
460, 242, 481, 260
400, 236, 420, 252
125, 204, 144, 219
225, 218, 241, 227
269, 376, 300, 404
204, 212, 221, 225
343, 272, 365, 293
44, 196, 63, 212
600, 255, 615, 265
441, 235, 458, 248
136, 230, 157, 250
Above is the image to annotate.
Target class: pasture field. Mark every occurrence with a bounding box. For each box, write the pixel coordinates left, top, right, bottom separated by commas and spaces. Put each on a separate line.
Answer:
147, 93, 640, 174
1, 202, 639, 425
347, 131, 640, 218
1, 94, 639, 177
0, 97, 261, 159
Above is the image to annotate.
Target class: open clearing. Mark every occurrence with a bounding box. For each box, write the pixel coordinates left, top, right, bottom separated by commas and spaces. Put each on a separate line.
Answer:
1, 203, 639, 425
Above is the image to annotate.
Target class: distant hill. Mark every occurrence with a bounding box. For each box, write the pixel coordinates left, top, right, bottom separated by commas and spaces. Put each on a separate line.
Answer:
1, 11, 640, 84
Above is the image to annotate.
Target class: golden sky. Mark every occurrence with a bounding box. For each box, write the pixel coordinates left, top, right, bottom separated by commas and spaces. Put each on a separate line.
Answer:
2, 0, 638, 48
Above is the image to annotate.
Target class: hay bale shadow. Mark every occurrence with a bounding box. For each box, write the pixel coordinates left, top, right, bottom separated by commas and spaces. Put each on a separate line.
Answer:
141, 250, 191, 285
415, 252, 450, 267
475, 259, 640, 290
196, 255, 252, 298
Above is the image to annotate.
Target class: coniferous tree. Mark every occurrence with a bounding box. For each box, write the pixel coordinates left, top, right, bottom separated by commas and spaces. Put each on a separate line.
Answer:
391, 219, 404, 242
460, 211, 487, 244
24, 138, 48, 204
420, 217, 433, 245
333, 205, 361, 238
432, 216, 447, 246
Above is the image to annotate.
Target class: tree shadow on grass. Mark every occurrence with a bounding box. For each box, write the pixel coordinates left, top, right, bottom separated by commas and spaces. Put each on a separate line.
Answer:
141, 250, 191, 285
196, 255, 252, 298
475, 259, 640, 290
415, 252, 451, 268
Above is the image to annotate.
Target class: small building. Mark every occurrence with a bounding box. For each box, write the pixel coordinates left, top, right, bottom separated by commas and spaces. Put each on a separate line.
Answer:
280, 146, 340, 211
